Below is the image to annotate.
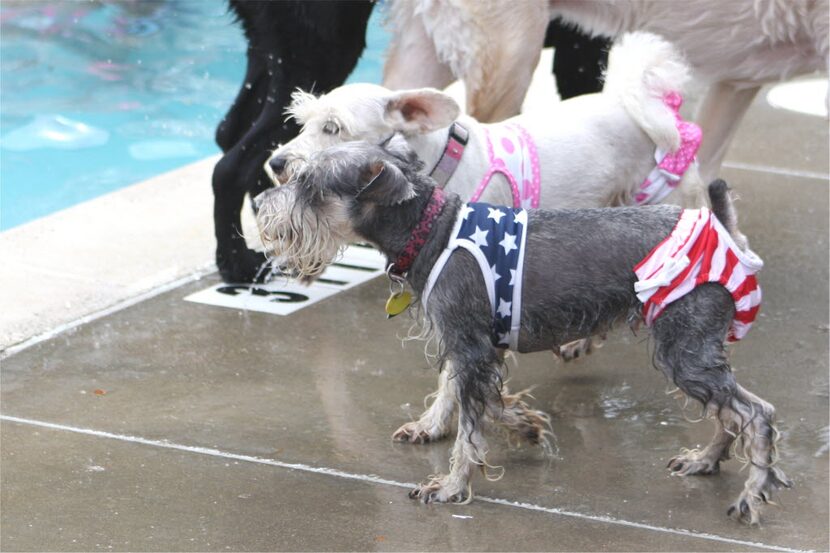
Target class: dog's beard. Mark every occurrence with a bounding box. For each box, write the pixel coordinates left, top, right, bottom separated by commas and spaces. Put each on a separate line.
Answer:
256, 188, 350, 281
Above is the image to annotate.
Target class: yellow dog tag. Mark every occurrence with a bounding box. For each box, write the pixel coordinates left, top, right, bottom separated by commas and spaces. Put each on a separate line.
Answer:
385, 291, 412, 318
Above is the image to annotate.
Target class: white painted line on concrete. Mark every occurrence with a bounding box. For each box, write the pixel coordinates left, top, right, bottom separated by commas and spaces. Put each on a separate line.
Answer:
722, 161, 829, 181
0, 265, 216, 360
0, 414, 811, 553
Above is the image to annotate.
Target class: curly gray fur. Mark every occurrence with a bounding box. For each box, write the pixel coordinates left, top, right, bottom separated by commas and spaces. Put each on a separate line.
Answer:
253, 140, 790, 522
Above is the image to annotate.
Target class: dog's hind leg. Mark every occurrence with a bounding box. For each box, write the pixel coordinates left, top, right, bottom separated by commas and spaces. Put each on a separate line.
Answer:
667, 414, 734, 476
393, 366, 457, 444
695, 82, 760, 182
721, 385, 792, 525
653, 284, 791, 525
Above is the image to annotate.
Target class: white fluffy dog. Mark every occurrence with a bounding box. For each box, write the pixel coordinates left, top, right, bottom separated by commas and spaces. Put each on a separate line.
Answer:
265, 32, 707, 213
383, 0, 829, 181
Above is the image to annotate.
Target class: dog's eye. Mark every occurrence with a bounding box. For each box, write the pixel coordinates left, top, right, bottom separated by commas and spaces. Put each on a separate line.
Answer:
322, 121, 340, 135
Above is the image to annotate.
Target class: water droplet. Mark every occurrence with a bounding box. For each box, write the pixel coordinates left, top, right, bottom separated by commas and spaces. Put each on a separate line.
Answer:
244, 82, 252, 90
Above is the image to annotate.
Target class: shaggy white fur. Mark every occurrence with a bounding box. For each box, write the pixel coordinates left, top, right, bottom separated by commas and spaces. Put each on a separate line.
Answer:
385, 0, 550, 123
383, 0, 829, 179
266, 32, 707, 212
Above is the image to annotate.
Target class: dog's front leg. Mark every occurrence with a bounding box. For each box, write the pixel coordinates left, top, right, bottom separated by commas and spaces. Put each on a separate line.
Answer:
409, 413, 491, 504
382, 3, 454, 91
393, 366, 457, 444
409, 349, 504, 504
408, 251, 505, 503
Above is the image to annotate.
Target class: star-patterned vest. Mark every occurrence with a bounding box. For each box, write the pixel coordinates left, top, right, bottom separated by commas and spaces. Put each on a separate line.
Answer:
422, 202, 528, 349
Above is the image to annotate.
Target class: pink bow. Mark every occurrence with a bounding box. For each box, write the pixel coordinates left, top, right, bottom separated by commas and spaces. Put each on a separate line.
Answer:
657, 92, 702, 177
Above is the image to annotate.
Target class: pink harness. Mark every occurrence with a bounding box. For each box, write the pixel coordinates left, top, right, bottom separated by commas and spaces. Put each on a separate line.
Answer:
634, 208, 763, 342
635, 92, 702, 205
470, 123, 541, 209
432, 92, 697, 209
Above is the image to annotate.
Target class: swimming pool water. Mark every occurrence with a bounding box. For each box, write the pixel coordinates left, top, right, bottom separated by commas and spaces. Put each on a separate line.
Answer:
0, 0, 389, 230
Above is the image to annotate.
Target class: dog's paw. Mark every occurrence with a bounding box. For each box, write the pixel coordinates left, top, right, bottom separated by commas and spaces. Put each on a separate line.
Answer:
726, 467, 792, 525
392, 421, 446, 444
667, 449, 721, 476
557, 336, 604, 362
409, 474, 470, 504
727, 491, 767, 526
499, 390, 552, 448
217, 247, 270, 283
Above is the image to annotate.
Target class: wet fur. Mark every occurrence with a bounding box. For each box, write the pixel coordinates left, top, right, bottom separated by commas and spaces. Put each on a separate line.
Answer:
255, 140, 791, 524
213, 0, 374, 283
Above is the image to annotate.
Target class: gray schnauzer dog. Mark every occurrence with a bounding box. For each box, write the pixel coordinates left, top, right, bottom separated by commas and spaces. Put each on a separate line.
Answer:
254, 138, 791, 525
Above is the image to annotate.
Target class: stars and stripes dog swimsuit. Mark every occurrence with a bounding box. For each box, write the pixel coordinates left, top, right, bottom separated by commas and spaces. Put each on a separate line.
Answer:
634, 208, 763, 342
421, 203, 761, 351
422, 202, 528, 349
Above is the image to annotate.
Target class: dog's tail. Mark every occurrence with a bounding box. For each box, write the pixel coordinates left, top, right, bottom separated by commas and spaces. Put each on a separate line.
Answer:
603, 31, 690, 153
708, 179, 749, 251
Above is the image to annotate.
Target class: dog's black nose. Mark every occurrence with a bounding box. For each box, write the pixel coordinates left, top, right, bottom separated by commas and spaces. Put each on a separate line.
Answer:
269, 155, 287, 174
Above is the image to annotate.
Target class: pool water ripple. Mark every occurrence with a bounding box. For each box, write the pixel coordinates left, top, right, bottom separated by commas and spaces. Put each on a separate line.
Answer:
0, 0, 388, 230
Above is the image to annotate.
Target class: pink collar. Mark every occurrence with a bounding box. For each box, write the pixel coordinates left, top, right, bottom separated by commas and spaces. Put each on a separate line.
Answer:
389, 188, 447, 277
429, 122, 468, 187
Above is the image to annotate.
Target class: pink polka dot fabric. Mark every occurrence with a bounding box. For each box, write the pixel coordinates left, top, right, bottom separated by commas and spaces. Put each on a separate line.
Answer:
471, 123, 541, 209
636, 92, 702, 206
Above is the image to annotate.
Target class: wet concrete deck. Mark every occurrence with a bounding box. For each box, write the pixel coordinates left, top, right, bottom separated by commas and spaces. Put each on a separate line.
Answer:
2, 87, 829, 551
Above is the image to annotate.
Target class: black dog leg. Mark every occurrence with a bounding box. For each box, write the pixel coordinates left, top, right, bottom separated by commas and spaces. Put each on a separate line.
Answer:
213, 0, 374, 282
545, 19, 610, 100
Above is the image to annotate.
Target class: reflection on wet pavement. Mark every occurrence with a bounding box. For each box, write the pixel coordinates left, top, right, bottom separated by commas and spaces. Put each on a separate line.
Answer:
1, 92, 828, 551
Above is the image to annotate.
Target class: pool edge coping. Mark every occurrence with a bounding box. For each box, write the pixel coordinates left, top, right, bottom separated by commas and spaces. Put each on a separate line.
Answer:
0, 154, 260, 353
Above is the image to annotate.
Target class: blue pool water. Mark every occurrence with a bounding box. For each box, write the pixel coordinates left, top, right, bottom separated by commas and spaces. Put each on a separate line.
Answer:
0, 0, 389, 230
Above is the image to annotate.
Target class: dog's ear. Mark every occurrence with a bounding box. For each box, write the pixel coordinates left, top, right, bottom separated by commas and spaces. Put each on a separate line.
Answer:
356, 161, 416, 205
383, 89, 460, 134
